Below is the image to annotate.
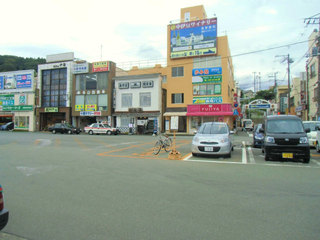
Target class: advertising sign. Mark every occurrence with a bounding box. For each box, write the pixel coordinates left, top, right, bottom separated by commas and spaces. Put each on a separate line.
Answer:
2, 105, 33, 111
92, 61, 109, 72
0, 70, 34, 92
75, 105, 85, 111
170, 18, 217, 59
0, 94, 14, 106
80, 111, 101, 116
171, 116, 179, 130
73, 62, 89, 74
193, 96, 222, 104
192, 67, 222, 76
85, 104, 97, 111
45, 107, 58, 112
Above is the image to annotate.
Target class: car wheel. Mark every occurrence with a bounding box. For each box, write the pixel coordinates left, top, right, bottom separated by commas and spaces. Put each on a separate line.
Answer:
52, 130, 56, 134
89, 130, 93, 135
226, 151, 231, 158
316, 142, 320, 153
192, 153, 198, 157
106, 131, 112, 135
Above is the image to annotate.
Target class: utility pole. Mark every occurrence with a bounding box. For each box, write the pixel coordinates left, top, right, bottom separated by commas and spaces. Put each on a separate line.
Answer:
304, 15, 320, 120
253, 72, 256, 92
275, 55, 294, 114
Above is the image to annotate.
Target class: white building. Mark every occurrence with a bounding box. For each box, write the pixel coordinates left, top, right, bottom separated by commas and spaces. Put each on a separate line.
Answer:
113, 74, 163, 134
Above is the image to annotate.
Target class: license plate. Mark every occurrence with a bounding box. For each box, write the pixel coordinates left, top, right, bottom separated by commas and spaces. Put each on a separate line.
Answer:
282, 153, 293, 159
204, 146, 213, 152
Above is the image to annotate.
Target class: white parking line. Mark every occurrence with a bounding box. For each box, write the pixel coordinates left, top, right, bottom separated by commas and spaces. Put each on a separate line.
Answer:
311, 159, 320, 166
242, 141, 247, 164
247, 147, 256, 163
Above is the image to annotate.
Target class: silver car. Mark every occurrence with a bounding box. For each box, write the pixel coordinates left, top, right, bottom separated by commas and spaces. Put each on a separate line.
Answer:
191, 122, 234, 158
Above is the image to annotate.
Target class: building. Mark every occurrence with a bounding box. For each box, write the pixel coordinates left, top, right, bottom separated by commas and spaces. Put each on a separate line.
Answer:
36, 52, 75, 131
113, 74, 163, 134
306, 29, 320, 120
72, 60, 116, 129
0, 70, 36, 131
128, 5, 236, 134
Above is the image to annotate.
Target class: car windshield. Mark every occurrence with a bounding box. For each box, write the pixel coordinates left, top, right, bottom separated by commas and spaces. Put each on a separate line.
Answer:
198, 123, 228, 134
303, 122, 320, 131
65, 123, 74, 128
267, 119, 304, 133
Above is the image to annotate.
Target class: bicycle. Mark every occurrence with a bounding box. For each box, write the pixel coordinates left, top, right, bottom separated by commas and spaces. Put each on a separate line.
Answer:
153, 134, 172, 155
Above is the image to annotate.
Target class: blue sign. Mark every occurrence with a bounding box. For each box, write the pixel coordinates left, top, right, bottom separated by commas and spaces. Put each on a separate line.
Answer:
0, 76, 3, 90
192, 67, 222, 76
233, 109, 239, 115
16, 74, 32, 88
249, 104, 271, 109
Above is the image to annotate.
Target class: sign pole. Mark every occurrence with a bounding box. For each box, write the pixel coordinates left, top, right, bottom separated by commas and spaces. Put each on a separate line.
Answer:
168, 116, 181, 160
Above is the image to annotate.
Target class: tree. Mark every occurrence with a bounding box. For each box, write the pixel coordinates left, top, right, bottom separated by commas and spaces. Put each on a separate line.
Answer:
0, 55, 46, 73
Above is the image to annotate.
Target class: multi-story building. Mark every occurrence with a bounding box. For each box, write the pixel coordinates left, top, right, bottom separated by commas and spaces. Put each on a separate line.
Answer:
306, 29, 320, 121
0, 70, 36, 131
36, 52, 75, 130
128, 5, 236, 134
72, 60, 116, 129
113, 74, 163, 134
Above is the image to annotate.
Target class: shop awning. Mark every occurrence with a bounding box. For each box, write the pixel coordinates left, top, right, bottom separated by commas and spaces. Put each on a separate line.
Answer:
187, 111, 233, 116
163, 112, 187, 116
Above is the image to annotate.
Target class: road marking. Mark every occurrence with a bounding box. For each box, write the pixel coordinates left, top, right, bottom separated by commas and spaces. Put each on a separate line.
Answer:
242, 141, 247, 164
247, 147, 256, 163
184, 159, 244, 164
311, 159, 320, 166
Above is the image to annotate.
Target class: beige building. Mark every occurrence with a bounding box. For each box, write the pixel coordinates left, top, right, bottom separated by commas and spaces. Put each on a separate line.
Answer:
306, 29, 320, 120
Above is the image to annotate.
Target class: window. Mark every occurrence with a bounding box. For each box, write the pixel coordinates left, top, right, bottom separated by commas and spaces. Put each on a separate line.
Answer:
85, 95, 97, 105
76, 72, 108, 90
310, 63, 316, 78
172, 67, 184, 77
193, 56, 221, 68
140, 92, 151, 107
122, 93, 132, 108
98, 94, 108, 111
75, 95, 84, 105
193, 84, 221, 96
172, 93, 184, 104
14, 116, 29, 129
120, 117, 130, 127
41, 68, 67, 107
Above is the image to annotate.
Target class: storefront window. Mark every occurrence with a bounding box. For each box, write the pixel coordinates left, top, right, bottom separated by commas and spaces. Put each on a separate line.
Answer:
14, 116, 29, 129
98, 94, 108, 110
120, 117, 130, 127
85, 95, 97, 105
191, 116, 201, 130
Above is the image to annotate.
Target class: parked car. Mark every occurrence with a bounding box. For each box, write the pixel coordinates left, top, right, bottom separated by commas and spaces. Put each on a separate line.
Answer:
260, 115, 310, 163
48, 123, 81, 134
84, 123, 120, 135
191, 122, 234, 158
253, 123, 264, 148
1, 122, 14, 131
302, 121, 320, 147
315, 126, 320, 152
0, 184, 9, 231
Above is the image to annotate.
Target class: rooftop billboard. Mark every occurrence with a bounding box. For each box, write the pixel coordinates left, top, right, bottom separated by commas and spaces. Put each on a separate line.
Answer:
0, 70, 35, 93
170, 18, 217, 59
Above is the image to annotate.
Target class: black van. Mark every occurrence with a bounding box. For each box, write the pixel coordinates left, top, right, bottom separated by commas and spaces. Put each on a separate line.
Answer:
260, 115, 310, 163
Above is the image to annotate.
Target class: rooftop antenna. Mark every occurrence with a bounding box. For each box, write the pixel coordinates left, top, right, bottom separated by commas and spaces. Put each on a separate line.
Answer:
100, 44, 103, 60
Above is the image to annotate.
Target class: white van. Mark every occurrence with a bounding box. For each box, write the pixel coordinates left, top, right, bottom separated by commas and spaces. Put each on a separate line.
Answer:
241, 119, 254, 131
302, 121, 320, 147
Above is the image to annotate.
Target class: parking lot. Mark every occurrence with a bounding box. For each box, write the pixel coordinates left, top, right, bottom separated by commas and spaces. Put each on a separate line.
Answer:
1, 131, 320, 240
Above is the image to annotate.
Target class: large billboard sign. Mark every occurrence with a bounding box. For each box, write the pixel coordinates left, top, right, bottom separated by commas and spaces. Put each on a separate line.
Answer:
170, 18, 217, 59
0, 70, 35, 92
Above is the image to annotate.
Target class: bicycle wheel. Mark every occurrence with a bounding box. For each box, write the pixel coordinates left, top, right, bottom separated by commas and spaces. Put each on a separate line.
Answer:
164, 140, 171, 152
153, 141, 161, 155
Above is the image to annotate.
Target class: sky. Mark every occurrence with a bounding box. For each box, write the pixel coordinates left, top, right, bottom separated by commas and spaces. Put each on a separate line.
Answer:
1, 0, 319, 90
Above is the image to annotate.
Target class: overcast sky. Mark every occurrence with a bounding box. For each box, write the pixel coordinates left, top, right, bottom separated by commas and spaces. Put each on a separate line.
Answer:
1, 0, 319, 90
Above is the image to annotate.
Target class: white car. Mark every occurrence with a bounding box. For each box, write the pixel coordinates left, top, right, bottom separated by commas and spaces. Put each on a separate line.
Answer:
302, 121, 320, 147
191, 122, 234, 158
84, 123, 120, 135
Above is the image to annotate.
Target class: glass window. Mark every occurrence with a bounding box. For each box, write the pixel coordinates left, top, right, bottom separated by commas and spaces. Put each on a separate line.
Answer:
75, 95, 84, 105
76, 72, 108, 90
14, 116, 29, 129
120, 117, 130, 127
207, 84, 215, 95
172, 67, 184, 77
140, 92, 151, 107
193, 85, 200, 95
199, 85, 206, 95
193, 56, 222, 68
215, 84, 221, 94
86, 95, 97, 105
98, 94, 108, 110
172, 93, 184, 104
122, 93, 132, 108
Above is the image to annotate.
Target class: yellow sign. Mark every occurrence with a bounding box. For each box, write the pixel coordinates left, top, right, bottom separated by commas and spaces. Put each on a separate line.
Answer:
92, 61, 109, 72
85, 104, 97, 111
75, 105, 84, 111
